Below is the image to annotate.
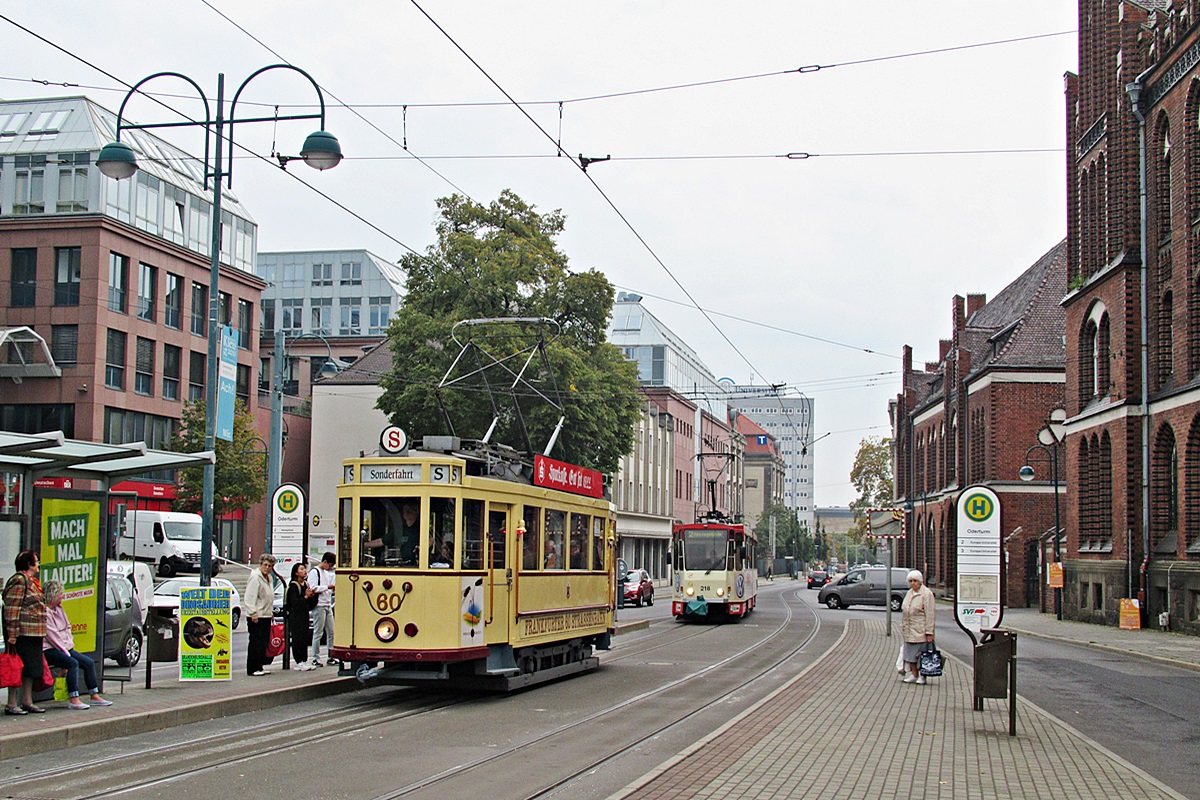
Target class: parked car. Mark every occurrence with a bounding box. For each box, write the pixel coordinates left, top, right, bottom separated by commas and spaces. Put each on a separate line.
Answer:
807, 570, 828, 589
818, 567, 910, 611
104, 573, 143, 667
153, 576, 244, 628
622, 569, 655, 607
107, 560, 154, 625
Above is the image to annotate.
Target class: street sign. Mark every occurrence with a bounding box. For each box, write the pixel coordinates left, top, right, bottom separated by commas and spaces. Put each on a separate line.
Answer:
955, 485, 1002, 639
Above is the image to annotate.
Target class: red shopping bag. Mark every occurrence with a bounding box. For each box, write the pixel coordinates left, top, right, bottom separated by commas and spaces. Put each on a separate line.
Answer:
266, 622, 285, 658
33, 656, 53, 692
0, 652, 21, 688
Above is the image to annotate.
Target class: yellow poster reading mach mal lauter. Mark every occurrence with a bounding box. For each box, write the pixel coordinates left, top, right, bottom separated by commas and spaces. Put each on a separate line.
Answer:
40, 498, 101, 653
179, 587, 233, 680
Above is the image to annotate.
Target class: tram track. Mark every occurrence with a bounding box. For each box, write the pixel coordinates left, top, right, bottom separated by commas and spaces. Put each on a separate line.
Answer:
2, 589, 816, 800
0, 689, 467, 800
369, 587, 821, 800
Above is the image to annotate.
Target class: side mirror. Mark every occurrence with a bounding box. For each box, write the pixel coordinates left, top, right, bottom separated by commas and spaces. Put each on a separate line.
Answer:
153, 524, 164, 544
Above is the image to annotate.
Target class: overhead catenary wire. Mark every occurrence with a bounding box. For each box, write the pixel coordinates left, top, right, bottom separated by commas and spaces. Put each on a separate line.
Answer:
0, 28, 1073, 111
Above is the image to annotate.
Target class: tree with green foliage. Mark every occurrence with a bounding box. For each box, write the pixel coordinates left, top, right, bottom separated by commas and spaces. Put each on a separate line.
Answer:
848, 436, 894, 538
377, 190, 643, 474
169, 400, 267, 518
753, 504, 814, 563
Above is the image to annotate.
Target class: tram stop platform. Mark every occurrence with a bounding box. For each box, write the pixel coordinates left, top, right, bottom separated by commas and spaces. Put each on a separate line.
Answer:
606, 607, 1200, 800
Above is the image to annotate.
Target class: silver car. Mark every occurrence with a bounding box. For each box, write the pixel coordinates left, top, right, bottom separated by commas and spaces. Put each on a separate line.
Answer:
818, 568, 910, 611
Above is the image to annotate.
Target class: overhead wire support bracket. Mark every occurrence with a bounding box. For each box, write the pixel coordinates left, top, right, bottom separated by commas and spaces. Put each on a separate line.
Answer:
579, 153, 611, 172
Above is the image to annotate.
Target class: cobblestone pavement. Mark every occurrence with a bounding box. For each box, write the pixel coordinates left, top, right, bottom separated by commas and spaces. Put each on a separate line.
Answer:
609, 617, 1187, 800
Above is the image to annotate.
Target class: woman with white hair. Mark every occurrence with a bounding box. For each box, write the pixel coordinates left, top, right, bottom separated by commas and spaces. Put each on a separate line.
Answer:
900, 570, 936, 684
245, 553, 277, 677
42, 580, 112, 708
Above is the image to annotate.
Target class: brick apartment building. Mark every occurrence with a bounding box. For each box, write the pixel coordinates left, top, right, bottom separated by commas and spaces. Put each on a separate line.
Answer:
891, 242, 1067, 609
1065, 0, 1200, 633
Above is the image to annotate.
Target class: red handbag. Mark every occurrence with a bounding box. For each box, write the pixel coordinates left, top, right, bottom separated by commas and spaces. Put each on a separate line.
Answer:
266, 622, 285, 658
0, 652, 21, 688
33, 656, 53, 692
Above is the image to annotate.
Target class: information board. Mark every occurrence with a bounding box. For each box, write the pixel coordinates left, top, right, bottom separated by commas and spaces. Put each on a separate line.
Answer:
955, 486, 1002, 636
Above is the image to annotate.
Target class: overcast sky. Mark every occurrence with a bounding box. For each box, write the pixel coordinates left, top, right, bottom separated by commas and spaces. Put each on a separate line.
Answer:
2, 2, 1078, 507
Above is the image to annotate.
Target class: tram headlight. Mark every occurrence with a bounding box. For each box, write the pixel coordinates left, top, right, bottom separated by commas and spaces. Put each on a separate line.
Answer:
404, 622, 419, 638
685, 586, 695, 596
375, 617, 400, 643
716, 587, 725, 597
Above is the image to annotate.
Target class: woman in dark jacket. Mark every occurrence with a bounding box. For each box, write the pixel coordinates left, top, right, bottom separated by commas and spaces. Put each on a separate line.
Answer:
286, 563, 317, 671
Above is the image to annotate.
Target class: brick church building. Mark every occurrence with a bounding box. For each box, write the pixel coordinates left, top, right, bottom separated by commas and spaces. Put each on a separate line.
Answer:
1064, 0, 1200, 633
891, 243, 1067, 611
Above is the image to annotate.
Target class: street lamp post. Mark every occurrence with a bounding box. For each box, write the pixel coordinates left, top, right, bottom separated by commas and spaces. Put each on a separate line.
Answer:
98, 66, 342, 586
1018, 410, 1067, 620
267, 331, 343, 550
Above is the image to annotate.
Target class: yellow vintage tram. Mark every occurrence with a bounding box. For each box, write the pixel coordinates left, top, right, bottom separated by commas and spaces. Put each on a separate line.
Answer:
330, 435, 616, 690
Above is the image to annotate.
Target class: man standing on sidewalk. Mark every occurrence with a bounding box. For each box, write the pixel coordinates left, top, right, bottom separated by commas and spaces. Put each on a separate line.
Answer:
308, 552, 337, 667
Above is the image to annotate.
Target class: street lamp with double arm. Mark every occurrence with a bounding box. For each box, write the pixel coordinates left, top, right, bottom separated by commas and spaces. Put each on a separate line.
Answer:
1018, 409, 1067, 620
97, 65, 342, 586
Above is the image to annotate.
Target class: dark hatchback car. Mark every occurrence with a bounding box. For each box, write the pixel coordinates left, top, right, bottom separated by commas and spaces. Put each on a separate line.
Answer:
807, 570, 829, 589
622, 569, 655, 607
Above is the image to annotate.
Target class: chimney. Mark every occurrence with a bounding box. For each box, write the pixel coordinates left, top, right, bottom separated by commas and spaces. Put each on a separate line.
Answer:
967, 293, 987, 318
939, 339, 952, 362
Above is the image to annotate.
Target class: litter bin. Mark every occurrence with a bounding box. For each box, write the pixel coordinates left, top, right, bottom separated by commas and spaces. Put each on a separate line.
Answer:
146, 605, 179, 662
974, 628, 1015, 699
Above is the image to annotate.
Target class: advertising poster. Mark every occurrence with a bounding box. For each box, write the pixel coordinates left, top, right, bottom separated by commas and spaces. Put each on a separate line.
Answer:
1119, 598, 1142, 630
40, 497, 101, 653
179, 587, 233, 680
1047, 561, 1064, 588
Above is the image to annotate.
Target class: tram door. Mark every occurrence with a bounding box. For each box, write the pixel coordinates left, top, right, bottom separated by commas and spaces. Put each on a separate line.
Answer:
487, 505, 511, 640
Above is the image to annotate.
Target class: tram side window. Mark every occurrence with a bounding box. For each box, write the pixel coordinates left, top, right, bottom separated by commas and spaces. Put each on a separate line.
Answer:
592, 517, 606, 571
360, 496, 421, 568
522, 506, 541, 570
544, 509, 565, 569
569, 513, 589, 570
338, 497, 352, 569
463, 499, 484, 570
428, 497, 456, 568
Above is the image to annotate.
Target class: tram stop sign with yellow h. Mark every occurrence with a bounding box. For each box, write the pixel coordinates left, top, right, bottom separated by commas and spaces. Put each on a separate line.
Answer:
955, 485, 1002, 639
271, 483, 307, 567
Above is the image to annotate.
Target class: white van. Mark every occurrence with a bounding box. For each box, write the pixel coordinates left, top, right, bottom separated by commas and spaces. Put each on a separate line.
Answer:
115, 510, 220, 577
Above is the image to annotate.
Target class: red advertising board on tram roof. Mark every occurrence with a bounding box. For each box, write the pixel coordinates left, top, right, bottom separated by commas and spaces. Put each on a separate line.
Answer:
533, 455, 603, 498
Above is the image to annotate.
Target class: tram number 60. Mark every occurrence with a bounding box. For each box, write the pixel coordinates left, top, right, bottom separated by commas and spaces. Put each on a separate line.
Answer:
374, 593, 405, 613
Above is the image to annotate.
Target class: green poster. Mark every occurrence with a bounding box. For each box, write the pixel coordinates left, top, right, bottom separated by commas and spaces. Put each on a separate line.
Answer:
179, 587, 232, 681
40, 498, 101, 653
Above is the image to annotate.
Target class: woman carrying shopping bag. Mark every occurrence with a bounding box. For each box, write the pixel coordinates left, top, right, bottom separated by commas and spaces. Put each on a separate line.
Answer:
899, 570, 936, 685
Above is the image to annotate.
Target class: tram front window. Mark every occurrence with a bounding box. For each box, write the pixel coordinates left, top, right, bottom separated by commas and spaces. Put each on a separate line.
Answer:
360, 497, 422, 567
684, 530, 728, 572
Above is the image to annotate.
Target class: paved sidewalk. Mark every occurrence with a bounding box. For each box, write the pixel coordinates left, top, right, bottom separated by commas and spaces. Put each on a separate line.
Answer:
1000, 607, 1200, 671
608, 616, 1189, 800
